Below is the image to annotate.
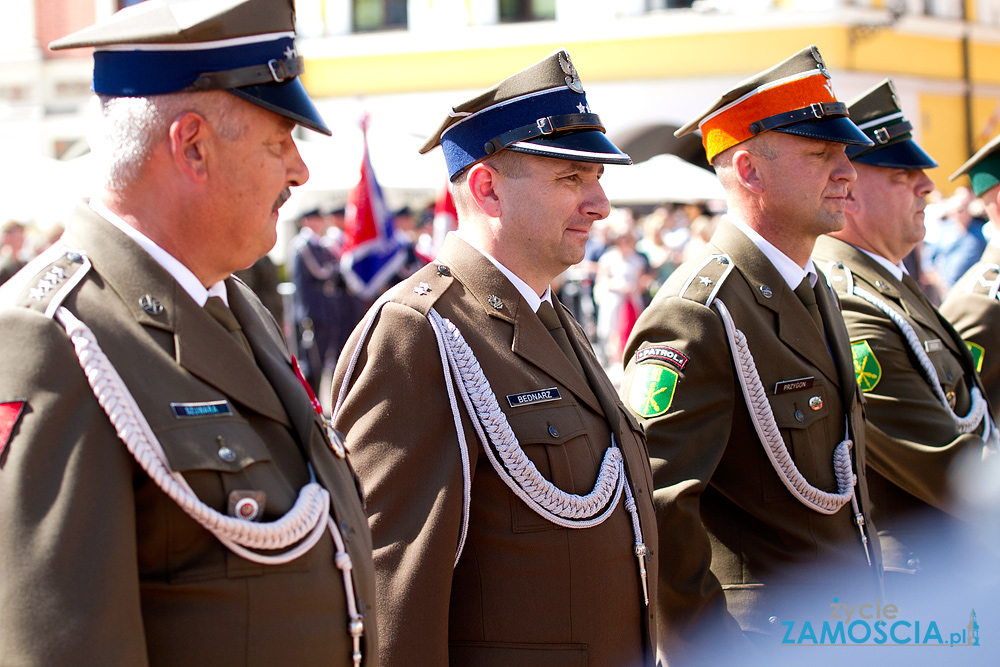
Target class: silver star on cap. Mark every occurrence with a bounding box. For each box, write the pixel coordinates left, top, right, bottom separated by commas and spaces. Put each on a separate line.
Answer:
413, 282, 431, 296
699, 276, 713, 287
284, 46, 296, 60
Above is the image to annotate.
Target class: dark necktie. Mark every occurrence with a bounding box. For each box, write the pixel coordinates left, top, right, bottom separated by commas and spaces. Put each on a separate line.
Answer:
205, 296, 254, 357
536, 300, 586, 378
794, 278, 826, 337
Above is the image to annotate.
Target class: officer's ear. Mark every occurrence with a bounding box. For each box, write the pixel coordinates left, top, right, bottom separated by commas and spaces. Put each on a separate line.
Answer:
466, 162, 502, 218
168, 112, 209, 182
732, 148, 764, 194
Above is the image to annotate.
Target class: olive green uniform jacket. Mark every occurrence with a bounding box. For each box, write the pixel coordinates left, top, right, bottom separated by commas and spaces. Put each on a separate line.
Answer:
0, 204, 378, 667
814, 236, 994, 578
621, 219, 881, 664
332, 233, 658, 667
940, 242, 1000, 421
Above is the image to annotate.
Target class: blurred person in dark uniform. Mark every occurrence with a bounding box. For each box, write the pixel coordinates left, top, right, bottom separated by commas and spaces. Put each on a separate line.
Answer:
332, 49, 658, 667
291, 207, 361, 396
0, 2, 377, 665
621, 46, 882, 663
812, 79, 996, 598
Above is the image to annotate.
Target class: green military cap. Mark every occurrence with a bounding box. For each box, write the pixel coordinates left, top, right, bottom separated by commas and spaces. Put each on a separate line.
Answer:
951, 133, 1000, 197
845, 78, 937, 169
675, 45, 871, 164
49, 0, 330, 135
419, 48, 632, 181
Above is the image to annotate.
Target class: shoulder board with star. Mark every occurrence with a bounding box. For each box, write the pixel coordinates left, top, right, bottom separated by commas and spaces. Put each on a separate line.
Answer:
677, 253, 734, 306
961, 262, 1000, 300
383, 261, 455, 316
820, 259, 854, 297
2, 246, 92, 318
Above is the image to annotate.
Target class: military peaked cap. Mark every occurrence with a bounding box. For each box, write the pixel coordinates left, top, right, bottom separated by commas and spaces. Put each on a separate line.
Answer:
49, 0, 330, 135
845, 79, 937, 169
676, 45, 871, 164
420, 49, 631, 181
951, 133, 1000, 197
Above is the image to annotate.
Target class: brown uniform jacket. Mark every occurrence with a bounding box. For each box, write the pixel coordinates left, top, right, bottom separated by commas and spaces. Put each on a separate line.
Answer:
940, 242, 1000, 421
332, 233, 658, 667
0, 204, 378, 667
621, 219, 881, 663
814, 237, 992, 576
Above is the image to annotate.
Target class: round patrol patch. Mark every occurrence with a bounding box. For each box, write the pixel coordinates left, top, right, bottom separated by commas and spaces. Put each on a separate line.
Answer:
851, 340, 882, 393
629, 364, 678, 418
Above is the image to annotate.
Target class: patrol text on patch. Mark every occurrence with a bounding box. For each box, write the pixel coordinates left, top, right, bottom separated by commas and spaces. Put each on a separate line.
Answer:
170, 400, 233, 418
506, 388, 562, 407
634, 345, 689, 370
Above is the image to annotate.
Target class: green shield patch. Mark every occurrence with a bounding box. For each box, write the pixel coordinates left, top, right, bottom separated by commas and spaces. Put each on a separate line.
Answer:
966, 341, 985, 373
629, 364, 678, 418
851, 340, 882, 393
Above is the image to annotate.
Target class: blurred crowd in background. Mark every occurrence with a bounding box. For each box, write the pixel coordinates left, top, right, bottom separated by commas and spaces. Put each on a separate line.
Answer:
2, 182, 993, 391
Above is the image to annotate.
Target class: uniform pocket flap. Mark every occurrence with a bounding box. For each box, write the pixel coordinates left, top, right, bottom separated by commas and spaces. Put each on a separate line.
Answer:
156, 418, 272, 473
503, 403, 587, 446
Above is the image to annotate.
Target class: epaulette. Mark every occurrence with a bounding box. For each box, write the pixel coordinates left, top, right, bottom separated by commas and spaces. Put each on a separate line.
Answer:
822, 259, 854, 297
677, 253, 734, 306
382, 262, 455, 316
962, 262, 1000, 301
4, 246, 91, 318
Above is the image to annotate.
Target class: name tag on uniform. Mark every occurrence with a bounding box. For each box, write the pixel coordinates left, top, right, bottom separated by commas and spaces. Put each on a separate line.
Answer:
774, 377, 814, 394
923, 339, 943, 353
170, 400, 232, 418
506, 388, 561, 407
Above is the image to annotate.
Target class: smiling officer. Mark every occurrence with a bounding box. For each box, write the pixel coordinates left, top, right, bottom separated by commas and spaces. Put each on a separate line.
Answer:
332, 49, 658, 666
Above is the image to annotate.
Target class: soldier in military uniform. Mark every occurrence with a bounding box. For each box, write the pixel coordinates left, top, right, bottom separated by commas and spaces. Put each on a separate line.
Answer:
0, 2, 377, 665
331, 50, 658, 666
812, 80, 996, 595
620, 47, 882, 662
940, 133, 1000, 419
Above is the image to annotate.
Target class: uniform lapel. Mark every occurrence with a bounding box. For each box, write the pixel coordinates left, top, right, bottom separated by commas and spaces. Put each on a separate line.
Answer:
713, 221, 840, 385
438, 236, 604, 416
65, 205, 290, 426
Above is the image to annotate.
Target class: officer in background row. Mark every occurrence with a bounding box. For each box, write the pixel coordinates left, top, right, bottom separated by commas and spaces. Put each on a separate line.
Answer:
621, 46, 882, 663
812, 80, 996, 597
291, 207, 363, 396
332, 49, 659, 666
0, 1, 377, 665
941, 133, 1000, 420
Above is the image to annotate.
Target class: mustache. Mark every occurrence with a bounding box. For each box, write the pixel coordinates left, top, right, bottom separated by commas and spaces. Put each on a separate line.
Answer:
273, 188, 292, 212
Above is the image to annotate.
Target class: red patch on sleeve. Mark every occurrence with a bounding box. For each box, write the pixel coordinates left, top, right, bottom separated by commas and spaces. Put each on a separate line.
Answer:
0, 400, 26, 457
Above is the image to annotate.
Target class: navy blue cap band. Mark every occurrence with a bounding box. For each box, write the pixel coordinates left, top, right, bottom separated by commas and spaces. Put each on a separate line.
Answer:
93, 34, 296, 96
442, 87, 607, 180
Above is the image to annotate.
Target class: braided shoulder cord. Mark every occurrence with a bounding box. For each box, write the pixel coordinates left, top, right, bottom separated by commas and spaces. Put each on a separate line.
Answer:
427, 308, 650, 603
713, 299, 856, 515
55, 306, 365, 667
428, 308, 625, 526
852, 286, 988, 435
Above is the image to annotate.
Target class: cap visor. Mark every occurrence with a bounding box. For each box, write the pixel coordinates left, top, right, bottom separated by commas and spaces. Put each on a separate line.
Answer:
774, 116, 873, 147
509, 130, 632, 165
230, 78, 331, 136
849, 139, 938, 169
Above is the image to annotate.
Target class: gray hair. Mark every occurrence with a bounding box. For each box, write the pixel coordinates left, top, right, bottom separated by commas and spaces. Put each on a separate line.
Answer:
92, 91, 247, 192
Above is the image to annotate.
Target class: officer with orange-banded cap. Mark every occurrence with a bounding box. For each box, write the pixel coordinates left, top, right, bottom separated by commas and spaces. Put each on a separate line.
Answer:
0, 2, 377, 666
621, 46, 882, 663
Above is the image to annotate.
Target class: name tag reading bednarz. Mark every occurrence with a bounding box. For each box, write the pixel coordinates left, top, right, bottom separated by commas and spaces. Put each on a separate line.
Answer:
506, 388, 562, 407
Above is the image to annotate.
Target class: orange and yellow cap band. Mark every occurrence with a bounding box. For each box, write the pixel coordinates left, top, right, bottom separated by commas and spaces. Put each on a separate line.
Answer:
700, 70, 838, 163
